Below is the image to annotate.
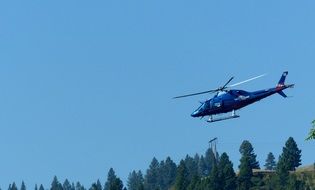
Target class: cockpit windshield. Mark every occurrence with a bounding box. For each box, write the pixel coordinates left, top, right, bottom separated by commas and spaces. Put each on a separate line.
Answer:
195, 103, 204, 111
217, 91, 227, 96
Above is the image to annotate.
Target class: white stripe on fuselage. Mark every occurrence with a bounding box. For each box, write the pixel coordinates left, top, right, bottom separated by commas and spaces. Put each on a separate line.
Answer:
234, 95, 249, 101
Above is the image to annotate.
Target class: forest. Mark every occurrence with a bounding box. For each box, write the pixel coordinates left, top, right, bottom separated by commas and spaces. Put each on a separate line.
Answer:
4, 137, 315, 190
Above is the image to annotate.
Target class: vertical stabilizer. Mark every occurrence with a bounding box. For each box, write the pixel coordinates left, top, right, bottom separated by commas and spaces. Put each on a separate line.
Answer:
277, 71, 288, 86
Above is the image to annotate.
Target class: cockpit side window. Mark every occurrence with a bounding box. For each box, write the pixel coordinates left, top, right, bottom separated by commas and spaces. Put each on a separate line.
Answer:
195, 103, 204, 111
235, 90, 249, 96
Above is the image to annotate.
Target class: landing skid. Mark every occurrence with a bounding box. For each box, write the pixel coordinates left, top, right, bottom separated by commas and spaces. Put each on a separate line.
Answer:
207, 110, 240, 123
207, 115, 240, 123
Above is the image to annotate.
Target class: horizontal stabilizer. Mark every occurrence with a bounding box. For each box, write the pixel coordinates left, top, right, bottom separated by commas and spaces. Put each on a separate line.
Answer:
278, 91, 287, 98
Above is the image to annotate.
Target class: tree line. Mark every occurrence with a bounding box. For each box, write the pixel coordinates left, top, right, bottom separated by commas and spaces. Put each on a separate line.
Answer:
4, 137, 314, 190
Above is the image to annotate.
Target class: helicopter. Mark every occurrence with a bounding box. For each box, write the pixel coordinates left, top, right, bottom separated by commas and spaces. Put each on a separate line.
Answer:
173, 71, 294, 123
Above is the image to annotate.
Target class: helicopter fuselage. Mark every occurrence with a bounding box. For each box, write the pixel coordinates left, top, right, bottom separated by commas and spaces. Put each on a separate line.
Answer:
191, 84, 294, 118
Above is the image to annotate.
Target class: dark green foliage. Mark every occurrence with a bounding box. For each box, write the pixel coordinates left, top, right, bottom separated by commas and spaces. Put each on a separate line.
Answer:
208, 162, 221, 190
218, 153, 236, 190
195, 163, 221, 190
21, 181, 26, 190
174, 160, 189, 190
275, 154, 308, 190
204, 148, 217, 175
193, 154, 200, 167
2, 137, 314, 190
34, 184, 38, 190
197, 155, 207, 177
89, 180, 102, 190
127, 170, 144, 190
239, 140, 260, 169
104, 168, 123, 190
160, 157, 177, 189
238, 156, 253, 190
144, 157, 160, 190
281, 137, 302, 171
89, 183, 97, 190
8, 183, 18, 190
63, 179, 72, 190
276, 155, 289, 190
96, 180, 102, 190
51, 176, 63, 190
184, 155, 198, 182
264, 152, 276, 170
75, 182, 85, 190
250, 174, 265, 189
38, 185, 44, 190
186, 175, 200, 190
143, 157, 176, 190
262, 174, 277, 190
306, 120, 315, 140
287, 174, 307, 190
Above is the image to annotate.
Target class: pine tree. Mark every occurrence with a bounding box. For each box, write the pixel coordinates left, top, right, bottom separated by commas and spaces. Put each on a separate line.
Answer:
218, 152, 236, 190
239, 140, 260, 169
160, 157, 177, 190
21, 181, 26, 190
174, 160, 189, 190
75, 182, 85, 190
96, 180, 102, 190
34, 185, 38, 190
264, 152, 276, 170
184, 155, 198, 182
197, 155, 207, 177
186, 175, 200, 190
63, 179, 72, 190
193, 154, 200, 167
104, 168, 123, 190
89, 183, 97, 190
144, 157, 160, 190
281, 137, 302, 171
51, 176, 63, 190
90, 180, 102, 190
9, 183, 18, 190
238, 156, 253, 190
39, 185, 44, 190
276, 155, 289, 190
127, 170, 144, 190
105, 168, 116, 190
208, 162, 220, 190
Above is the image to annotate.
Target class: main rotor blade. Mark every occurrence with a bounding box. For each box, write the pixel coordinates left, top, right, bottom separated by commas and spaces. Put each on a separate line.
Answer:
173, 76, 234, 99
221, 77, 234, 90
173, 89, 217, 99
228, 73, 266, 88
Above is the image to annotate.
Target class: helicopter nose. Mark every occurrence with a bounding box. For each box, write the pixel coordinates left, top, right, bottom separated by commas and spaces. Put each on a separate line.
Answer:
191, 111, 199, 117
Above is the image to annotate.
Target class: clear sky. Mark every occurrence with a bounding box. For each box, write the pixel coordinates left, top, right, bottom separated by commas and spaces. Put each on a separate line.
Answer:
0, 0, 315, 188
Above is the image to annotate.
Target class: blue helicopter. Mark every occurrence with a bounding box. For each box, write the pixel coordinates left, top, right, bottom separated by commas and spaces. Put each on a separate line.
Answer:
174, 71, 294, 123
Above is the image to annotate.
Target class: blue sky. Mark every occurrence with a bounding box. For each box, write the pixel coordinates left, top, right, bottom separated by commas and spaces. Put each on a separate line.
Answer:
0, 0, 315, 188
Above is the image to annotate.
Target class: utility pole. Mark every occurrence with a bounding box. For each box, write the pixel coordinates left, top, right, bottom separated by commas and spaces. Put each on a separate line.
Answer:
209, 137, 218, 160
